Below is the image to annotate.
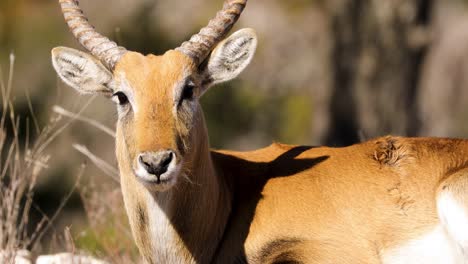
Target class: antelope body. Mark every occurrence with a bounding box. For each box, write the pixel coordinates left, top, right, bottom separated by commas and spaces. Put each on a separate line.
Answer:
51, 0, 468, 263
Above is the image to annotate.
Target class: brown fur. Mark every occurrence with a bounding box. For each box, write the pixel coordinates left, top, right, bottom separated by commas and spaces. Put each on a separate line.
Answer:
114, 51, 197, 156
52, 1, 468, 260
109, 51, 468, 263
212, 137, 468, 263
114, 51, 231, 263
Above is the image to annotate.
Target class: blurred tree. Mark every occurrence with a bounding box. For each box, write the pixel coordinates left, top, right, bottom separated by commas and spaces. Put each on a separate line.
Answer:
325, 0, 433, 146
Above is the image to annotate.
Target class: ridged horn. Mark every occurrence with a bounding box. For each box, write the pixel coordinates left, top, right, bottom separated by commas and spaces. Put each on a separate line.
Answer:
176, 0, 248, 65
58, 0, 127, 70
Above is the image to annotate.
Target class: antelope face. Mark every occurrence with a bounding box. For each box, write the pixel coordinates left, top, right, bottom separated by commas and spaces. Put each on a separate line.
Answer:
52, 29, 257, 191
113, 51, 199, 190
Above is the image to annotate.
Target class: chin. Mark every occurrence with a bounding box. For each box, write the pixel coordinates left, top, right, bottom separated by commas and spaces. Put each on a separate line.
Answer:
142, 178, 177, 192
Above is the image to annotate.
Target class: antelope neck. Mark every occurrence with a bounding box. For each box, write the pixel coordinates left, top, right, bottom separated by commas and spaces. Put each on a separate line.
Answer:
146, 120, 231, 263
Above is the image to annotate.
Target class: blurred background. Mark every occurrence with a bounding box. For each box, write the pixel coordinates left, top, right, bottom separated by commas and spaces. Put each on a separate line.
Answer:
1, 0, 468, 260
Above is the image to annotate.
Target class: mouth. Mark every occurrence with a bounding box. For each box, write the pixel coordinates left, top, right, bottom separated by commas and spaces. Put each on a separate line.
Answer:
137, 173, 174, 185
133, 161, 181, 190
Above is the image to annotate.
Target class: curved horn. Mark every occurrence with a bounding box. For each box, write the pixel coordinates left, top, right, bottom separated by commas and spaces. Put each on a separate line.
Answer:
58, 0, 127, 70
176, 0, 248, 65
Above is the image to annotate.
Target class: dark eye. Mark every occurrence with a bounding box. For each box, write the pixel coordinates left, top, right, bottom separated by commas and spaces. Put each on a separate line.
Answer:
181, 82, 195, 101
112, 91, 129, 105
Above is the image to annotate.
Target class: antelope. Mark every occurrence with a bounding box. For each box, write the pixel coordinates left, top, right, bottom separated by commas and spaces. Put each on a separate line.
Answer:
51, 0, 468, 263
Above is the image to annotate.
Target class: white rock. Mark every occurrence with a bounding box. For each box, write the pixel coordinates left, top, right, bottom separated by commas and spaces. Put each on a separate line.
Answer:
36, 253, 108, 264
0, 250, 32, 264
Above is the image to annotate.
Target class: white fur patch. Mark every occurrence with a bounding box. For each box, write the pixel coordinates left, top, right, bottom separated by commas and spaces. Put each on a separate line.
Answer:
438, 191, 468, 254
381, 225, 464, 264
143, 190, 196, 264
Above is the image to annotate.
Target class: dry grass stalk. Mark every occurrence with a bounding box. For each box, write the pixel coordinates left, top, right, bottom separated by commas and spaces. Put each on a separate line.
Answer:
52, 106, 115, 138
0, 52, 137, 262
72, 144, 119, 184
0, 54, 83, 263
65, 113, 139, 262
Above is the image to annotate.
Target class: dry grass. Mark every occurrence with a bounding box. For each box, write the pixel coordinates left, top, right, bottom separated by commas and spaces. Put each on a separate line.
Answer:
54, 105, 140, 263
0, 54, 93, 262
0, 53, 138, 262
0, 54, 57, 261
75, 142, 139, 262
78, 181, 139, 263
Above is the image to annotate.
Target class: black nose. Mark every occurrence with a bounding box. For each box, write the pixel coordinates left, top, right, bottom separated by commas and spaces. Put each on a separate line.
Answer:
138, 151, 174, 177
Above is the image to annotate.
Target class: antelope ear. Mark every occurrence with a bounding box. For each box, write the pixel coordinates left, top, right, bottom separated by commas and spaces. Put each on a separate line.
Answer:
201, 28, 257, 90
51, 47, 114, 95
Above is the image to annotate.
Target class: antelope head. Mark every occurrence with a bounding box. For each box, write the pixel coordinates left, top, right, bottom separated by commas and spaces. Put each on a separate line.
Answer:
51, 0, 257, 192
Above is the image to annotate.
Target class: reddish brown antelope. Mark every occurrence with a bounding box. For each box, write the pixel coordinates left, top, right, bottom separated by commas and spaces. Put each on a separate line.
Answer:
51, 0, 468, 263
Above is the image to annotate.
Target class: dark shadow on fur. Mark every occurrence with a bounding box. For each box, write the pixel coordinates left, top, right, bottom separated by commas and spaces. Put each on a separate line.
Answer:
209, 146, 328, 263
147, 145, 327, 263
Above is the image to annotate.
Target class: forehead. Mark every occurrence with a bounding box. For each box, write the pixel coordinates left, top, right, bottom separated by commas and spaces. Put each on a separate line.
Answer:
114, 50, 196, 96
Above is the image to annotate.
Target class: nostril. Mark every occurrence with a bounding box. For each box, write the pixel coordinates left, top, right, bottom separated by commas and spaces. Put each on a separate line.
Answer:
139, 155, 150, 168
161, 152, 173, 168
138, 151, 175, 177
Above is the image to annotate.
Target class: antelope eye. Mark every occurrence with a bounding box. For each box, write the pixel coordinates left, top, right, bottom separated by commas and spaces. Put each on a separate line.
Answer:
181, 82, 195, 101
112, 91, 129, 105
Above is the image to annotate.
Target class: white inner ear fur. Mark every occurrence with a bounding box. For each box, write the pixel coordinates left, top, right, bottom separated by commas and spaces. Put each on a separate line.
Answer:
203, 28, 258, 89
51, 47, 113, 95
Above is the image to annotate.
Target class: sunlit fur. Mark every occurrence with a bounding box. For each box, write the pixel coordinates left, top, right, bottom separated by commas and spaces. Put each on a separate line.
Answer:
50, 0, 467, 261
112, 52, 468, 264
114, 50, 230, 263
115, 51, 196, 154
53, 35, 468, 264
